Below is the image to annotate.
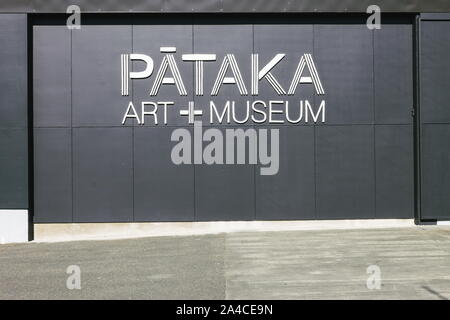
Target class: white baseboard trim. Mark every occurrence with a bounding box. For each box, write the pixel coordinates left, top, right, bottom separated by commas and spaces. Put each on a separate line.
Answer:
34, 219, 416, 243
437, 221, 450, 226
0, 210, 28, 244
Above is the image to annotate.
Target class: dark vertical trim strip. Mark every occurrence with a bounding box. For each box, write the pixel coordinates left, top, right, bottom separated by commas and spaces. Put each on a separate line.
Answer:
191, 21, 196, 221
70, 26, 74, 223
312, 23, 317, 220
131, 24, 135, 222
372, 28, 377, 218
27, 13, 34, 240
252, 23, 257, 220
413, 14, 422, 224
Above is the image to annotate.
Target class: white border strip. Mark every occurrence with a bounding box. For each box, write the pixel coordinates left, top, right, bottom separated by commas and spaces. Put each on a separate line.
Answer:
0, 210, 28, 244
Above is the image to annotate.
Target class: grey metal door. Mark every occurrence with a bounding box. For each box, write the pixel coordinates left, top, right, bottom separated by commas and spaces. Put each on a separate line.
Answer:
419, 14, 450, 221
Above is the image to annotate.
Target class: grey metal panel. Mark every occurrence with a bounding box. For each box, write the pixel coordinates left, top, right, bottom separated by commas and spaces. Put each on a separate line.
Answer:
421, 124, 450, 220
134, 127, 195, 221
2, 0, 449, 13
375, 125, 413, 218
195, 126, 255, 220
315, 125, 375, 219
193, 24, 253, 126
0, 128, 28, 208
195, 165, 255, 221
72, 26, 132, 127
421, 21, 450, 123
374, 25, 413, 124
33, 26, 71, 127
33, 128, 72, 222
314, 25, 373, 125
253, 25, 315, 126
0, 14, 27, 128
256, 126, 315, 220
132, 25, 193, 127
73, 127, 133, 222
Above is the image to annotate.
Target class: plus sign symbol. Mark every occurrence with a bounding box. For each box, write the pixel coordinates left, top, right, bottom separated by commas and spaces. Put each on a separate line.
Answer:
179, 101, 203, 124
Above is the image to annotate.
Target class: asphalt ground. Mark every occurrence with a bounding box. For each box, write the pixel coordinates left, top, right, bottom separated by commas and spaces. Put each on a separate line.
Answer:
0, 227, 449, 299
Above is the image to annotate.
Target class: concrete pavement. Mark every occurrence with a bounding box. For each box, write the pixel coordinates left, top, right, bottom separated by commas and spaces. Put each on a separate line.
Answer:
0, 226, 449, 299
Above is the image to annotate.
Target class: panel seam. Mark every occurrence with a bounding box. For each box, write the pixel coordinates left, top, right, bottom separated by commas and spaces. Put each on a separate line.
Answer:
373, 28, 377, 219
70, 28, 74, 223
192, 21, 196, 222
131, 24, 135, 222
313, 24, 318, 219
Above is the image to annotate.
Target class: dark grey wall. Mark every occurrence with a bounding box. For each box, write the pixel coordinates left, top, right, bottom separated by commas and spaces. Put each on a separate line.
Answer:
420, 17, 450, 220
0, 14, 28, 209
33, 18, 415, 222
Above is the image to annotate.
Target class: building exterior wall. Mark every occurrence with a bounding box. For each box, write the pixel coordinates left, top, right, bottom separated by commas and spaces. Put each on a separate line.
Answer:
0, 14, 28, 242
32, 16, 414, 223
0, 10, 449, 242
0, 14, 28, 209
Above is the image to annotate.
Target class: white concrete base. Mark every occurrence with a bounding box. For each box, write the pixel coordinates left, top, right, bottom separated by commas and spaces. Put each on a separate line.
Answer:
437, 221, 450, 226
34, 219, 416, 243
0, 210, 28, 244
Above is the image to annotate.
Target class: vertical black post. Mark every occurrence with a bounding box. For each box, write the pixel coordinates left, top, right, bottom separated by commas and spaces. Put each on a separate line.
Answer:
27, 13, 34, 240
412, 14, 422, 225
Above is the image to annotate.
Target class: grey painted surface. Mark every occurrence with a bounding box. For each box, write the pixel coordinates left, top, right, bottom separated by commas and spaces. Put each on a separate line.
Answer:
195, 126, 256, 221
374, 25, 413, 124
1, 228, 450, 299
1, 0, 450, 13
132, 25, 193, 127
0, 129, 28, 208
195, 164, 255, 221
420, 19, 450, 221
375, 125, 413, 218
0, 14, 27, 128
72, 128, 133, 222
72, 26, 132, 127
255, 126, 315, 220
0, 14, 28, 210
134, 127, 195, 221
421, 125, 450, 220
421, 21, 450, 124
314, 25, 373, 125
315, 125, 375, 219
253, 24, 314, 126
33, 128, 72, 223
33, 21, 416, 222
193, 24, 253, 126
33, 27, 71, 127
